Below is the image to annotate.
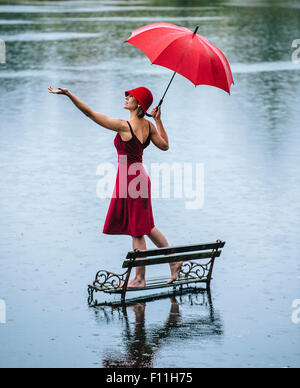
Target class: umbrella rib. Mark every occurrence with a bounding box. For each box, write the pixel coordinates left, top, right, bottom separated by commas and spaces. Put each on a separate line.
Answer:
152, 33, 194, 73
196, 37, 217, 83
194, 46, 202, 86
150, 31, 187, 64
198, 37, 232, 89
176, 35, 195, 74
201, 36, 228, 84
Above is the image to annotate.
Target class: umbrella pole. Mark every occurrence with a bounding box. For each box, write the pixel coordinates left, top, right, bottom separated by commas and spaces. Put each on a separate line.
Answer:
146, 71, 176, 117
158, 71, 177, 107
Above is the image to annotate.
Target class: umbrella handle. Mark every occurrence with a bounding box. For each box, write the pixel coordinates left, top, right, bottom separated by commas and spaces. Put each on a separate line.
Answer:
145, 99, 163, 117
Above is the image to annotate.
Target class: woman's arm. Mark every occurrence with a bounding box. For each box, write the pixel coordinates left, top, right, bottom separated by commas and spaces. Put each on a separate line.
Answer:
150, 106, 169, 151
48, 86, 126, 132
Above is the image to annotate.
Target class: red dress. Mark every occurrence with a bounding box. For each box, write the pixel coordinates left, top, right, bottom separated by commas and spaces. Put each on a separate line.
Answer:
102, 121, 155, 237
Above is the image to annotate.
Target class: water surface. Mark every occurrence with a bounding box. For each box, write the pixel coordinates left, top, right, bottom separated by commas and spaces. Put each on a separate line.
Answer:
0, 0, 299, 368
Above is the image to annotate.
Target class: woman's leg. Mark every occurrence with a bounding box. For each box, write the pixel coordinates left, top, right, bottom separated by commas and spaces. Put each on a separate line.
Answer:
147, 226, 169, 248
147, 226, 182, 283
127, 235, 147, 288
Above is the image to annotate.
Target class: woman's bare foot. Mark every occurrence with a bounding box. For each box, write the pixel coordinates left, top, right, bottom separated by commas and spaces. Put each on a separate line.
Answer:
127, 278, 146, 289
167, 261, 183, 284
118, 277, 146, 289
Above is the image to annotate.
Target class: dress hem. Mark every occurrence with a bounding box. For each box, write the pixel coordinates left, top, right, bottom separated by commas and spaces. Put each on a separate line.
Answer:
102, 225, 155, 237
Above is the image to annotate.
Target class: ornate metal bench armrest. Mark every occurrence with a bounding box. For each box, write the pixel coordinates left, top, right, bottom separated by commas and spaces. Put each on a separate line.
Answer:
180, 260, 211, 280
93, 269, 129, 290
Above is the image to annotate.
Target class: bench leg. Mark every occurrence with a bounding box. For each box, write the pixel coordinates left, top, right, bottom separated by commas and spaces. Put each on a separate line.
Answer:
87, 285, 94, 306
207, 240, 222, 287
121, 266, 132, 302
121, 250, 139, 302
207, 257, 215, 288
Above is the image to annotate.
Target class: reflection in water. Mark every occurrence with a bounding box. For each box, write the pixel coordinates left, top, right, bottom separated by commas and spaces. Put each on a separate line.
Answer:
92, 291, 223, 368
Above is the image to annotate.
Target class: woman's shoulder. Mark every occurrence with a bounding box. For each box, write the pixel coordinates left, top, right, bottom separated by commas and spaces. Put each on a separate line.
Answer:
118, 119, 131, 131
146, 118, 154, 128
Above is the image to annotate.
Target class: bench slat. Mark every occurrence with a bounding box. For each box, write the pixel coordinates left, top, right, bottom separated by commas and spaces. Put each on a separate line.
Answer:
125, 241, 225, 259
124, 278, 208, 291
122, 250, 221, 268
89, 277, 208, 294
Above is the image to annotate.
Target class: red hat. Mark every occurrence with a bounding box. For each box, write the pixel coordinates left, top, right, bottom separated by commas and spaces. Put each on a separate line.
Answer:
125, 86, 153, 114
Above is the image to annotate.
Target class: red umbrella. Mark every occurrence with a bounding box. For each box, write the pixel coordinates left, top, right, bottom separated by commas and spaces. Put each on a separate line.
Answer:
126, 22, 234, 113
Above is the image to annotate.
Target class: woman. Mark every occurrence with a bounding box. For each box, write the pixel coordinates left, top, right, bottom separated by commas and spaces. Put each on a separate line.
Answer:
48, 85, 182, 288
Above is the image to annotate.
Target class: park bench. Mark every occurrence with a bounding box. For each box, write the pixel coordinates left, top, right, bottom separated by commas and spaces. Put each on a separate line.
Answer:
88, 239, 225, 306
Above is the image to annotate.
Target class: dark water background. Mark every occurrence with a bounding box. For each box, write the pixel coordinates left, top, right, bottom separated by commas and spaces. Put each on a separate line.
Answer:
0, 0, 299, 367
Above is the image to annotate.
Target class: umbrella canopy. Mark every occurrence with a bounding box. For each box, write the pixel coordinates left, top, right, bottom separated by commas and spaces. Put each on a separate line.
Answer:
126, 22, 234, 95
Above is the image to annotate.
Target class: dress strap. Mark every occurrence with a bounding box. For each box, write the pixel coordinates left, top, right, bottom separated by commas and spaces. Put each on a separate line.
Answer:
126, 120, 150, 145
147, 121, 151, 140
126, 121, 134, 137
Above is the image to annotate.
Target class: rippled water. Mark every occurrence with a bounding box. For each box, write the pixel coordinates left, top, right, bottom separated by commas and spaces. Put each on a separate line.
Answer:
0, 0, 299, 368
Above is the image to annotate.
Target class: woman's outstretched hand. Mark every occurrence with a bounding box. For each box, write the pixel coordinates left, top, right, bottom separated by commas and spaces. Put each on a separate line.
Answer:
151, 105, 161, 121
48, 86, 70, 96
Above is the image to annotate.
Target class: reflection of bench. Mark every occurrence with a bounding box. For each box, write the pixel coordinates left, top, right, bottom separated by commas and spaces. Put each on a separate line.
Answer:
88, 240, 225, 306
